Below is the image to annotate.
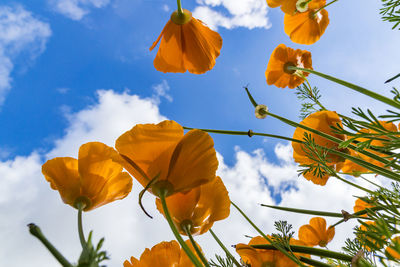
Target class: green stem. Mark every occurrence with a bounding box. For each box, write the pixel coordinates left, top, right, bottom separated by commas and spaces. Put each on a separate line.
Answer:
264, 110, 400, 178
287, 66, 400, 110
183, 127, 297, 142
183, 224, 210, 267
333, 174, 374, 194
330, 206, 396, 228
159, 193, 203, 267
314, 0, 339, 13
251, 244, 353, 262
177, 0, 184, 14
299, 256, 332, 267
28, 223, 73, 267
261, 204, 344, 218
77, 205, 88, 250
184, 125, 400, 182
209, 229, 242, 267
230, 201, 306, 267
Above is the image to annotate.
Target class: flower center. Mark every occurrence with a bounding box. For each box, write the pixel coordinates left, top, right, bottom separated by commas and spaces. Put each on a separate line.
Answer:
151, 180, 174, 197
283, 62, 296, 74
73, 196, 92, 210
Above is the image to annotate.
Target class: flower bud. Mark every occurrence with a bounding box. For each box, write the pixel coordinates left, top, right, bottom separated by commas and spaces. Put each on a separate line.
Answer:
255, 104, 268, 119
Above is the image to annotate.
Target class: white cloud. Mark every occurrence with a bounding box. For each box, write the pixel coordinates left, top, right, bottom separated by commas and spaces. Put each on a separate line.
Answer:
49, 0, 110, 20
0, 5, 51, 105
193, 0, 271, 30
0, 89, 381, 266
152, 80, 172, 104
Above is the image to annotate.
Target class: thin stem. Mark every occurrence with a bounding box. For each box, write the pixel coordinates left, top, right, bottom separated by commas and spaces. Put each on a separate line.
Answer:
177, 0, 183, 14
299, 256, 332, 267
287, 66, 400, 110
159, 193, 203, 267
315, 0, 339, 14
251, 244, 353, 262
330, 206, 397, 228
303, 75, 327, 111
333, 174, 374, 194
230, 201, 306, 267
261, 204, 344, 218
183, 225, 210, 267
209, 229, 242, 267
183, 127, 297, 142
184, 125, 400, 182
28, 223, 73, 267
77, 205, 87, 250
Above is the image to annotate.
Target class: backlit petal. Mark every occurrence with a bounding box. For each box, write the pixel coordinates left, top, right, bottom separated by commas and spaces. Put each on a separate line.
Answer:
167, 129, 218, 193
42, 157, 80, 206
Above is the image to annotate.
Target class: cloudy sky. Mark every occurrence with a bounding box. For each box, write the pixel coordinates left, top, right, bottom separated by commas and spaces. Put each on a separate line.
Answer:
0, 0, 399, 266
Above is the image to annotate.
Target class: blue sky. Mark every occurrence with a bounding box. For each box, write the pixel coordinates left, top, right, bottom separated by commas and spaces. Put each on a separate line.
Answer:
1, 0, 400, 266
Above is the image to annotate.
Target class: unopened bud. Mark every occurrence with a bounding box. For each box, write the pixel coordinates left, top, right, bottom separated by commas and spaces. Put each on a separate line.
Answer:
255, 104, 268, 119
341, 210, 351, 221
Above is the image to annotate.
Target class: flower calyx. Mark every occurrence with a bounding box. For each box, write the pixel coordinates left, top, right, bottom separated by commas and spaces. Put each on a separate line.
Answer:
171, 9, 192, 25
152, 180, 175, 198
73, 196, 92, 211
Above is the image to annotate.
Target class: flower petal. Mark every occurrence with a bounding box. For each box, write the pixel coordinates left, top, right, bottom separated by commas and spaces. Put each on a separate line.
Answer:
115, 120, 184, 188
167, 129, 218, 193
42, 157, 80, 206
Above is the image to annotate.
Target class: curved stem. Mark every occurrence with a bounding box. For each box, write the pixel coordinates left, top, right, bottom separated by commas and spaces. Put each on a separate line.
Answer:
183, 225, 210, 267
287, 66, 400, 110
177, 0, 184, 14
159, 193, 203, 267
28, 223, 73, 267
77, 205, 87, 250
299, 256, 332, 267
209, 229, 242, 267
314, 0, 339, 14
251, 244, 353, 262
230, 201, 306, 267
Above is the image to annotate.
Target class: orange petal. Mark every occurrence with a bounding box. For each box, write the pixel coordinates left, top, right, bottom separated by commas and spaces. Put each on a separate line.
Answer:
78, 142, 126, 208
42, 157, 80, 207
123, 256, 139, 267
236, 243, 263, 267
115, 120, 184, 188
155, 187, 201, 234
299, 224, 320, 246
182, 18, 222, 74
153, 20, 186, 73
194, 177, 230, 234
139, 241, 181, 266
167, 129, 218, 193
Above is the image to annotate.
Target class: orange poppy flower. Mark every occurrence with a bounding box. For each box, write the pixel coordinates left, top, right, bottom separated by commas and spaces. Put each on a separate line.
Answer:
155, 176, 230, 236
386, 236, 400, 260
123, 240, 203, 267
150, 9, 222, 74
115, 120, 218, 197
292, 110, 345, 185
353, 198, 374, 217
266, 0, 297, 15
236, 236, 310, 267
298, 217, 335, 247
42, 142, 132, 211
265, 44, 312, 89
341, 121, 397, 175
284, 0, 329, 45
358, 221, 384, 251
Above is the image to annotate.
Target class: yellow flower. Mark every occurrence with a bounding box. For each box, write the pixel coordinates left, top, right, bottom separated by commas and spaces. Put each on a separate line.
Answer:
298, 217, 335, 247
42, 142, 132, 211
353, 198, 374, 217
386, 236, 400, 260
265, 44, 312, 89
236, 236, 310, 267
341, 121, 398, 175
150, 9, 222, 74
292, 110, 345, 185
266, 0, 297, 15
155, 176, 230, 236
115, 120, 218, 197
123, 240, 203, 267
284, 0, 329, 45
